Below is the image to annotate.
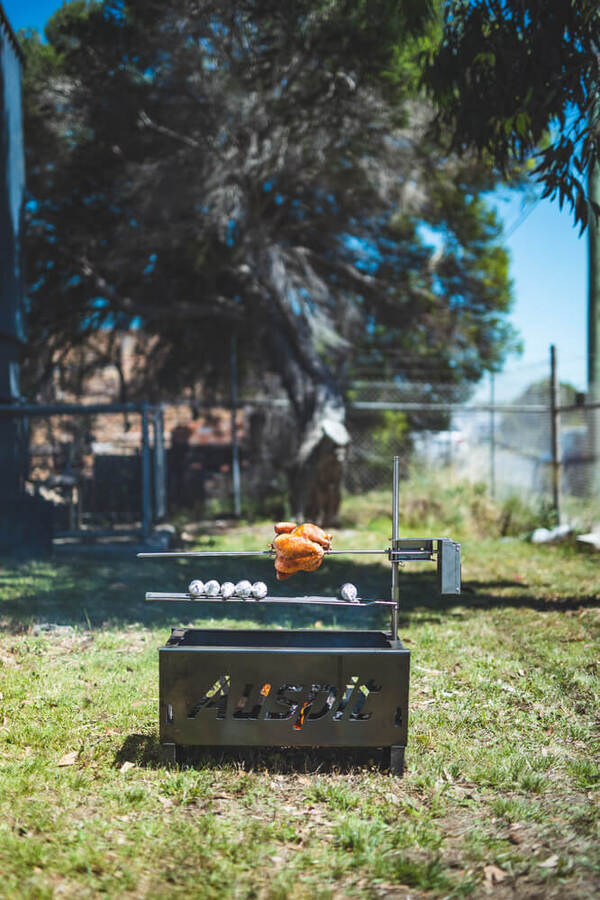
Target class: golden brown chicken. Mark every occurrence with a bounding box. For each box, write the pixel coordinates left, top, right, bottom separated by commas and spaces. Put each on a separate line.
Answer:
274, 522, 297, 534
273, 522, 331, 547
290, 523, 332, 550
272, 533, 325, 580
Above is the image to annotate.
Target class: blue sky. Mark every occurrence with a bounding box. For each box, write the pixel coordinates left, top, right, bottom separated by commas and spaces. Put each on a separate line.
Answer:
5, 1, 589, 400
488, 190, 587, 398
3, 0, 59, 34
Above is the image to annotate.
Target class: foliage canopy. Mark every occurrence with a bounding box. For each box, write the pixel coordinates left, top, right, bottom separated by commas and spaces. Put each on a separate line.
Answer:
425, 0, 600, 231
21, 0, 517, 518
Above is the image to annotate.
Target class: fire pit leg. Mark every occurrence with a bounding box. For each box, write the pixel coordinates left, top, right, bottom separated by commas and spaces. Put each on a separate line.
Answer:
160, 742, 178, 767
389, 745, 405, 776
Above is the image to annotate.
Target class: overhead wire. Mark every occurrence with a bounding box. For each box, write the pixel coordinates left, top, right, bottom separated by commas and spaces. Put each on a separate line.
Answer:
502, 196, 543, 239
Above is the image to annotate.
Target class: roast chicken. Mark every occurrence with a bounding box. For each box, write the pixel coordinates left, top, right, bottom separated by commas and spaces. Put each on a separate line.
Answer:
273, 522, 332, 548
273, 522, 297, 535
272, 522, 332, 580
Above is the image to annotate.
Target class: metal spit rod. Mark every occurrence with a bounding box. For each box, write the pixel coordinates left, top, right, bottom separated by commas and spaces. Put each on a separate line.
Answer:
145, 592, 395, 607
137, 549, 390, 558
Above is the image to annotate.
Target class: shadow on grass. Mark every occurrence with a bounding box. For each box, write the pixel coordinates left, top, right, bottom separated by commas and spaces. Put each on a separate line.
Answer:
115, 732, 163, 768
1, 553, 599, 634
115, 732, 391, 774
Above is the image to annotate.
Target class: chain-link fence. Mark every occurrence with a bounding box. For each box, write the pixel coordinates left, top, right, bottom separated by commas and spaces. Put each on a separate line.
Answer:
343, 360, 599, 521
3, 402, 166, 538
232, 351, 599, 523
9, 351, 600, 531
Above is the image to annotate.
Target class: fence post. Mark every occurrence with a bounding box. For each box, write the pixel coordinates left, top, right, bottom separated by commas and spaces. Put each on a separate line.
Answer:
141, 404, 152, 538
550, 345, 562, 523
490, 372, 496, 499
152, 406, 167, 520
588, 155, 600, 494
230, 333, 242, 517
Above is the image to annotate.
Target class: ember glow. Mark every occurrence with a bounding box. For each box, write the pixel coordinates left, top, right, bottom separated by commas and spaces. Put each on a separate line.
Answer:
293, 700, 311, 730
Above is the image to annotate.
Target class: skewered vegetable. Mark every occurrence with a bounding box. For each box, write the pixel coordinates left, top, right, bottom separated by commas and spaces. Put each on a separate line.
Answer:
340, 582, 359, 602
235, 579, 253, 597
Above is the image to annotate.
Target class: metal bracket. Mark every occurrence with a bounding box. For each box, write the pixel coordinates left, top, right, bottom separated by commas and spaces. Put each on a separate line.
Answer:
437, 539, 461, 595
388, 539, 435, 562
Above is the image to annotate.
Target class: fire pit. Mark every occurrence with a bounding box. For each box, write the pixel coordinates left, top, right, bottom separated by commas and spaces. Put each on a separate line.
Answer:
139, 457, 461, 774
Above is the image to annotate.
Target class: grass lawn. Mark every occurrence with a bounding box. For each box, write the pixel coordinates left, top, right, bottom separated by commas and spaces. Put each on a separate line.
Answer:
0, 495, 599, 898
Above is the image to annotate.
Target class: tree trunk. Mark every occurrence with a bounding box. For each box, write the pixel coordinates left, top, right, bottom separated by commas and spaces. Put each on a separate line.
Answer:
258, 246, 351, 524
264, 320, 349, 525
288, 383, 349, 524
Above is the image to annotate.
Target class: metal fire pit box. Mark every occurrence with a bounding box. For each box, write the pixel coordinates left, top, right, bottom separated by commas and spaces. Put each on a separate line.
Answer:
159, 628, 409, 772
139, 457, 461, 775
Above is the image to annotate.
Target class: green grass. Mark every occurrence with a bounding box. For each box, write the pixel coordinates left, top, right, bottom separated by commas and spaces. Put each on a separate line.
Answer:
0, 489, 599, 897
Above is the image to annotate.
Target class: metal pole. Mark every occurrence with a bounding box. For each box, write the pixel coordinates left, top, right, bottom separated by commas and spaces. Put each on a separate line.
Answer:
159, 406, 167, 518
588, 156, 600, 493
152, 406, 167, 520
490, 373, 496, 499
391, 455, 400, 640
138, 549, 392, 559
141, 404, 152, 539
0, 402, 143, 416
550, 345, 562, 523
588, 155, 600, 398
230, 333, 242, 517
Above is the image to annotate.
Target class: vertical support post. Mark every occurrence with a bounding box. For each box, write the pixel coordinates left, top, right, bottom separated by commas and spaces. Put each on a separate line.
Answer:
490, 372, 496, 499
141, 404, 152, 539
230, 333, 242, 518
68, 484, 76, 532
550, 345, 562, 524
152, 406, 167, 521
390, 455, 400, 640
75, 482, 82, 530
588, 155, 600, 394
587, 157, 600, 492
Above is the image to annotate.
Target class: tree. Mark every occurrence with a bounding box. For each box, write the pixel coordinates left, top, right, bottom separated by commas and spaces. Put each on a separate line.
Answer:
425, 0, 600, 230
21, 0, 517, 522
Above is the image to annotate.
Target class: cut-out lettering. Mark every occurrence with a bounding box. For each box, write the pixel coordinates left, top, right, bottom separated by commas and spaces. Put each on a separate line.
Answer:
350, 679, 381, 720
332, 675, 360, 720
291, 684, 336, 729
182, 675, 383, 724
308, 685, 338, 720
187, 675, 230, 719
234, 682, 272, 719
265, 683, 303, 720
